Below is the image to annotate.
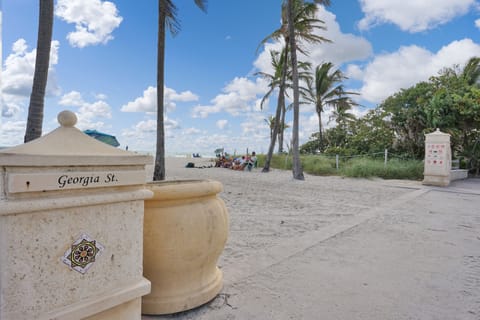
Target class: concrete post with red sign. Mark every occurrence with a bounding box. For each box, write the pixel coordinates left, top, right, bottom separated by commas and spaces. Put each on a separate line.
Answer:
423, 129, 451, 186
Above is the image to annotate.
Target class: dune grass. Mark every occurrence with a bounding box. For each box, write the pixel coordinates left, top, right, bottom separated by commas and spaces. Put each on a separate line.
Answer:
340, 158, 423, 180
257, 154, 423, 180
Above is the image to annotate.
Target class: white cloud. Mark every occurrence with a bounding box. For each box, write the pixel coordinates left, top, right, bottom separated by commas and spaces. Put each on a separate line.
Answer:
121, 86, 199, 113
216, 119, 228, 130
166, 88, 198, 102
1, 39, 60, 122
183, 127, 203, 135
123, 117, 179, 136
95, 93, 108, 100
345, 64, 364, 81
59, 91, 84, 107
2, 39, 60, 97
192, 77, 269, 118
55, 0, 123, 48
122, 116, 270, 156
0, 120, 26, 146
165, 118, 180, 134
304, 6, 372, 65
240, 113, 270, 138
133, 119, 156, 133
357, 38, 480, 104
253, 41, 284, 77
358, 0, 476, 32
121, 86, 156, 113
476, 18, 480, 29
59, 91, 112, 130
121, 120, 156, 152
121, 117, 181, 152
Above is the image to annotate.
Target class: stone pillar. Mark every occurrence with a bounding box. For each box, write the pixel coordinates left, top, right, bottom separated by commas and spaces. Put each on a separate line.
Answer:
0, 111, 153, 319
423, 128, 451, 187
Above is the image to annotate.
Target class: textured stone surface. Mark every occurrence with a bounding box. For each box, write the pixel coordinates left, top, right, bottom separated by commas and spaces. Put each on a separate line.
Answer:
0, 110, 152, 319
1, 200, 145, 318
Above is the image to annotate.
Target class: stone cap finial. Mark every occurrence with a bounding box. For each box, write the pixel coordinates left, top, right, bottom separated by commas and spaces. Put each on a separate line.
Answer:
57, 110, 77, 127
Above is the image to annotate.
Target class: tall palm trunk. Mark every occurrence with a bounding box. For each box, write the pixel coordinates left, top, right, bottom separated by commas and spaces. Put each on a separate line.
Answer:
278, 101, 286, 153
262, 83, 285, 172
287, 0, 304, 180
153, 1, 166, 181
24, 0, 53, 142
263, 45, 289, 172
317, 105, 323, 151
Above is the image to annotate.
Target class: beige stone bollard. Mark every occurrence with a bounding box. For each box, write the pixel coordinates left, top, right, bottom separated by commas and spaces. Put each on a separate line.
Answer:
0, 111, 153, 320
423, 128, 452, 187
142, 180, 229, 315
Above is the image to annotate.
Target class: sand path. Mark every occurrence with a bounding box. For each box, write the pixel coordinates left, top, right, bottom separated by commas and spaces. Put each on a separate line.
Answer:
143, 158, 480, 320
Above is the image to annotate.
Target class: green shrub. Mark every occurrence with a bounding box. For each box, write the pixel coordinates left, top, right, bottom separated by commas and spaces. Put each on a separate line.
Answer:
341, 158, 423, 180
301, 155, 337, 175
257, 154, 423, 180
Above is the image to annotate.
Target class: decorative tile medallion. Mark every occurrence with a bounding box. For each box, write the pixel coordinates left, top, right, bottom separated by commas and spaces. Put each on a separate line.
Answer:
62, 233, 105, 274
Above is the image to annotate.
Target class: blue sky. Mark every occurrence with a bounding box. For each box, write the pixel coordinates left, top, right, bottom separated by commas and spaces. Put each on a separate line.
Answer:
1, 0, 480, 156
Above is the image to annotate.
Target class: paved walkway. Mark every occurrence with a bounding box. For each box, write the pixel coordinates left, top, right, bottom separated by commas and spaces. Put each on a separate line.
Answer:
143, 178, 480, 320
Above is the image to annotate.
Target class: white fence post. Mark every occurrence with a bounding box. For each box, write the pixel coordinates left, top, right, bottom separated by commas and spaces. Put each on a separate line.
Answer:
336, 154, 339, 170
384, 149, 388, 167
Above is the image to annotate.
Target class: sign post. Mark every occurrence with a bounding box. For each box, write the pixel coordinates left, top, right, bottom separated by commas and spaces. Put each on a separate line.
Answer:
423, 128, 451, 187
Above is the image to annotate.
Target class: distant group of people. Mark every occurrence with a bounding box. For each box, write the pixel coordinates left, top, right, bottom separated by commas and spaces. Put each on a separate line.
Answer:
215, 152, 257, 172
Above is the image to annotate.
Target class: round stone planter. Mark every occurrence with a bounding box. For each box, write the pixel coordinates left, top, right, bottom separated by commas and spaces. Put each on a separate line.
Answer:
142, 179, 229, 315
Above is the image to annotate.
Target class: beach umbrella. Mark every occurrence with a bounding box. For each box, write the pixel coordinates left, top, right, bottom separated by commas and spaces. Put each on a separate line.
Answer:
83, 129, 120, 147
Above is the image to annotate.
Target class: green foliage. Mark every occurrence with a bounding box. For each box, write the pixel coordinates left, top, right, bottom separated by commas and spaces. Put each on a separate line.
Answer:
300, 132, 321, 154
299, 56, 480, 174
381, 82, 431, 158
302, 155, 337, 175
340, 158, 423, 180
346, 107, 394, 154
257, 154, 423, 179
257, 154, 291, 169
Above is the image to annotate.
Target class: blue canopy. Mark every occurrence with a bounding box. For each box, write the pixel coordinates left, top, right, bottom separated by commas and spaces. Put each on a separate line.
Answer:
83, 130, 120, 147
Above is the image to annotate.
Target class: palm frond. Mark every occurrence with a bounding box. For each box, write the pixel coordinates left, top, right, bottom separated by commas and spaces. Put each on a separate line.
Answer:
161, 0, 180, 36
194, 0, 208, 12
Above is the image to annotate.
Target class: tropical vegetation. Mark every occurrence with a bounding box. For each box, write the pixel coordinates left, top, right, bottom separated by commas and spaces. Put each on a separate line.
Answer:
258, 0, 330, 179
24, 0, 479, 179
303, 62, 359, 152
256, 154, 424, 180
300, 57, 480, 175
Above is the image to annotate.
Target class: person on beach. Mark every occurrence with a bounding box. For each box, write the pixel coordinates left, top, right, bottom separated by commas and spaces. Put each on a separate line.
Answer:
232, 156, 246, 170
245, 152, 257, 171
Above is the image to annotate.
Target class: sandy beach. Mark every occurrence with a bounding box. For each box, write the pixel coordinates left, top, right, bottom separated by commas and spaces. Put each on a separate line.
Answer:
143, 157, 480, 320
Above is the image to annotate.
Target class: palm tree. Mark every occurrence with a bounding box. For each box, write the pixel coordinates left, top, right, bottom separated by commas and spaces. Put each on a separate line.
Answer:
329, 97, 357, 126
303, 62, 358, 152
462, 56, 480, 86
286, 0, 330, 179
153, 0, 207, 181
258, 0, 329, 173
24, 0, 54, 142
264, 114, 291, 147
264, 115, 276, 140
257, 48, 288, 172
287, 0, 302, 179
